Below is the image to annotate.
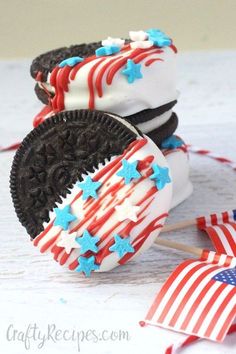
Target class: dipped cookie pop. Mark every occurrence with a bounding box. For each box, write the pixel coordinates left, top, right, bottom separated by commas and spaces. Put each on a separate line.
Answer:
32, 29, 178, 147
31, 28, 192, 209
10, 110, 172, 275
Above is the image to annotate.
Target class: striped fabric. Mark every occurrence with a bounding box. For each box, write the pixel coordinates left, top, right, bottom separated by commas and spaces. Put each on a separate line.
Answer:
143, 250, 236, 342
197, 209, 236, 229
165, 322, 236, 354
188, 145, 236, 171
197, 210, 236, 256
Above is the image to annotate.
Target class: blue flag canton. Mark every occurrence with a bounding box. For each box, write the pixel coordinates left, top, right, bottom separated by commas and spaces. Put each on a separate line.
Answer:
233, 209, 236, 221
212, 267, 236, 286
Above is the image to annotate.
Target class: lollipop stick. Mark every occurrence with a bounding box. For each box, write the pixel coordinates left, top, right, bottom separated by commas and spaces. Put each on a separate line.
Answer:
162, 219, 196, 233
155, 237, 203, 257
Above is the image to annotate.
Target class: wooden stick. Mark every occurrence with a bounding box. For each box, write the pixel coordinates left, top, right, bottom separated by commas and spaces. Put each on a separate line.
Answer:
155, 237, 203, 257
162, 219, 196, 233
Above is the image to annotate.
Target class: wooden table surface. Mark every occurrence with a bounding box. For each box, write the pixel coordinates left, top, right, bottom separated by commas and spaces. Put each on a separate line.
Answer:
0, 51, 236, 353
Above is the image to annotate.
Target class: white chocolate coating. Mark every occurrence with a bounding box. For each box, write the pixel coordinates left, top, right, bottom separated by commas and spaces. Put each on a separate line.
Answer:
43, 45, 177, 117
33, 136, 172, 273
164, 147, 193, 209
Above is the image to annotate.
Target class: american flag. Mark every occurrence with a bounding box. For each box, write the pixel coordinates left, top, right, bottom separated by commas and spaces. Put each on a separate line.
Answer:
197, 209, 236, 229
165, 322, 236, 354
143, 250, 236, 341
197, 210, 236, 256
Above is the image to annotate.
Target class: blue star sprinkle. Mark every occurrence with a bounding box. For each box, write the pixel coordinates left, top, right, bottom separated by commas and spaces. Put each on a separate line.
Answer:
150, 164, 171, 190
116, 159, 141, 184
146, 28, 172, 47
59, 56, 84, 68
212, 267, 236, 286
53, 205, 77, 230
122, 59, 143, 84
161, 135, 184, 149
77, 176, 102, 200
109, 234, 135, 258
76, 229, 99, 254
75, 255, 100, 277
95, 45, 120, 57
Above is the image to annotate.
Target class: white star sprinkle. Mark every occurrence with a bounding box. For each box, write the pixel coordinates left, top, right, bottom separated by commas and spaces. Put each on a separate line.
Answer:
129, 30, 148, 42
102, 37, 125, 48
130, 40, 154, 49
115, 198, 140, 222
56, 231, 81, 254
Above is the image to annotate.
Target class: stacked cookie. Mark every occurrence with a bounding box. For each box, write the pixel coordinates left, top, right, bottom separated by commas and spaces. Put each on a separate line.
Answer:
30, 29, 192, 209
10, 28, 193, 275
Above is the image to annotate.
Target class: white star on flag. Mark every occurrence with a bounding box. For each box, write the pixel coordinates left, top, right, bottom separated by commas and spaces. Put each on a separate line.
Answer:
56, 231, 81, 254
115, 198, 140, 222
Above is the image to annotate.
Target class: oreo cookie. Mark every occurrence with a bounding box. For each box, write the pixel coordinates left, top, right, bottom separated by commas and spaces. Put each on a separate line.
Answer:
124, 100, 177, 126
146, 112, 178, 147
31, 42, 102, 81
31, 42, 102, 104
10, 110, 139, 238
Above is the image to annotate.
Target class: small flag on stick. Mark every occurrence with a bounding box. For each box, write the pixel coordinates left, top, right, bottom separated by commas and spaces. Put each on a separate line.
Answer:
197, 209, 236, 229
162, 209, 236, 256
198, 222, 236, 257
142, 250, 236, 342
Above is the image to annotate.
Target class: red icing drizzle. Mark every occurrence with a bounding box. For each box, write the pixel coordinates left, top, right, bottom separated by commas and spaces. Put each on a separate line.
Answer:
35, 138, 166, 267
34, 139, 147, 262
95, 56, 122, 97
106, 48, 143, 85
87, 58, 106, 109
48, 46, 166, 114
55, 168, 162, 268
145, 58, 163, 67
33, 221, 54, 246
170, 44, 178, 53
133, 49, 163, 64
70, 55, 97, 80
40, 231, 61, 253
35, 71, 43, 81
33, 105, 53, 128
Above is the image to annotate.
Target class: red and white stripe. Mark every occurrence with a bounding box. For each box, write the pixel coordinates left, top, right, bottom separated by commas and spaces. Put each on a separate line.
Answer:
188, 145, 236, 171
198, 222, 236, 257
165, 322, 236, 354
197, 209, 236, 230
142, 250, 236, 342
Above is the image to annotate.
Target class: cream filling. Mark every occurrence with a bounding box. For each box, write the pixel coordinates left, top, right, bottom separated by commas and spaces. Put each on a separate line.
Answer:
107, 112, 140, 136
136, 109, 172, 134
